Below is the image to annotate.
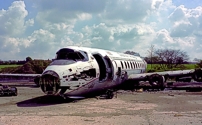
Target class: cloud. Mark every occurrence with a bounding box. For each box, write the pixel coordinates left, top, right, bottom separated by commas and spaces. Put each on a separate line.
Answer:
169, 5, 202, 38
81, 23, 155, 54
0, 36, 32, 60
1, 0, 202, 61
33, 0, 107, 13
19, 29, 56, 59
169, 5, 186, 22
155, 29, 175, 44
0, 1, 32, 37
151, 0, 164, 10
34, 0, 104, 26
100, 0, 154, 23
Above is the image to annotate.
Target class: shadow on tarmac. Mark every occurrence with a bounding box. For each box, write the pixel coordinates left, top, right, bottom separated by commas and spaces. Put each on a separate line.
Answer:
16, 95, 76, 107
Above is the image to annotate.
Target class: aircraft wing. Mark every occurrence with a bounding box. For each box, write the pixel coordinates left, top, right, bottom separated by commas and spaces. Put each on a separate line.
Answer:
0, 73, 41, 84
129, 69, 195, 80
0, 73, 41, 77
127, 69, 202, 87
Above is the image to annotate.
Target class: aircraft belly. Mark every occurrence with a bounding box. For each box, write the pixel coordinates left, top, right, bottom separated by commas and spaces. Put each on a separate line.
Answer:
63, 78, 99, 96
63, 79, 116, 96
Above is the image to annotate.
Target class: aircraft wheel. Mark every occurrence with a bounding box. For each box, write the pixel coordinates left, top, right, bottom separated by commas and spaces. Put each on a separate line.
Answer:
106, 90, 114, 99
13, 91, 18, 96
12, 87, 18, 96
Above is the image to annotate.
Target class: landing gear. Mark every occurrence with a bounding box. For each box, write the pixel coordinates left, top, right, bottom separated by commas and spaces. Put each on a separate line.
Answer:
106, 90, 114, 99
98, 89, 115, 99
11, 87, 18, 96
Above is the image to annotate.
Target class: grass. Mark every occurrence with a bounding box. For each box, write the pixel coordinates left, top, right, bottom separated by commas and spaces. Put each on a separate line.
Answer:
0, 65, 21, 70
183, 64, 198, 69
147, 64, 198, 72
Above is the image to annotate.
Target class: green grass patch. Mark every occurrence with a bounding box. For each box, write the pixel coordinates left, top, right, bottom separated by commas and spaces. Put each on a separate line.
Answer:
147, 64, 198, 72
0, 65, 21, 70
183, 64, 198, 69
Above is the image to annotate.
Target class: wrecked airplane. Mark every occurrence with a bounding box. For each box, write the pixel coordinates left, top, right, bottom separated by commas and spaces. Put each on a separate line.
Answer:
1, 46, 202, 99
38, 46, 202, 99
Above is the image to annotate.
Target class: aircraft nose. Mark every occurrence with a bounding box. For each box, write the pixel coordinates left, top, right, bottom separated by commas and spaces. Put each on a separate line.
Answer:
39, 70, 60, 95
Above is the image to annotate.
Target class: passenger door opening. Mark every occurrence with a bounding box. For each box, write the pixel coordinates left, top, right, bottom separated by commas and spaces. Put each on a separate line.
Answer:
93, 53, 112, 81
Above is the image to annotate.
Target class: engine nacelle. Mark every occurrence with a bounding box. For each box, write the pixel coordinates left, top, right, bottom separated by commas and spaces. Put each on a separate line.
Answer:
193, 69, 202, 82
148, 74, 165, 88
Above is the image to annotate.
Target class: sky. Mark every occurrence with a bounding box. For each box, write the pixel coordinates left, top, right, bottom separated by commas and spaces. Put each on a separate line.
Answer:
0, 0, 202, 61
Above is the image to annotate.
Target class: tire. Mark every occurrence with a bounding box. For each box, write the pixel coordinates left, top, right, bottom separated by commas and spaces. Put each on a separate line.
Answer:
11, 87, 17, 96
13, 92, 17, 96
106, 90, 114, 99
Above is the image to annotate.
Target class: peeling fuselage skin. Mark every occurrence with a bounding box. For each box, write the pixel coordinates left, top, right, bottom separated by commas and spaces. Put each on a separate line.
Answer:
40, 46, 147, 98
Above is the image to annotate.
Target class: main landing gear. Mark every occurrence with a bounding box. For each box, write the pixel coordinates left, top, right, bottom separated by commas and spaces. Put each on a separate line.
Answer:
97, 89, 116, 99
106, 90, 114, 99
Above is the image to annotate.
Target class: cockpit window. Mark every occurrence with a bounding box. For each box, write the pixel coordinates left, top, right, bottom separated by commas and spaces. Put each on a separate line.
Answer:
50, 60, 75, 65
55, 48, 88, 61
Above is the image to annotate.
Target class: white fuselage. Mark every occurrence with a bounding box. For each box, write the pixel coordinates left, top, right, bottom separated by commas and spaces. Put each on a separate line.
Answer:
39, 46, 147, 98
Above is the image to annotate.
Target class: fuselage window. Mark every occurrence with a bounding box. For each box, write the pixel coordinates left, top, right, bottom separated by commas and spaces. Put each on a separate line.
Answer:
120, 61, 124, 69
134, 62, 136, 69
133, 62, 136, 69
80, 51, 89, 61
130, 62, 133, 69
124, 61, 127, 69
127, 62, 130, 69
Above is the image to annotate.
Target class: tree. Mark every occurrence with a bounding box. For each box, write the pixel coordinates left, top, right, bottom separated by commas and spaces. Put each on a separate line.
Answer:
144, 56, 159, 64
197, 60, 202, 68
154, 49, 189, 70
0, 60, 3, 65
26, 57, 32, 62
193, 58, 201, 63
147, 44, 155, 69
124, 51, 140, 56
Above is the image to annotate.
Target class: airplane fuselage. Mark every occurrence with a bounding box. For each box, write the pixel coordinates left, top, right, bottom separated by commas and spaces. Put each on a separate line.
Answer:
39, 46, 147, 98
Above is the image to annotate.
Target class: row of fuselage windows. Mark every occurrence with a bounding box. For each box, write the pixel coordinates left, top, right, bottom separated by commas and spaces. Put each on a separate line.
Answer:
119, 61, 145, 70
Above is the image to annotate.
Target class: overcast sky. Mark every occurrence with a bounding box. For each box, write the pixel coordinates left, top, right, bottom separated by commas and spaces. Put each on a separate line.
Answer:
0, 0, 202, 61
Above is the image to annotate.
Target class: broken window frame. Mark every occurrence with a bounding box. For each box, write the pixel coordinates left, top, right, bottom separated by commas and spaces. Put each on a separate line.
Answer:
55, 48, 89, 61
50, 49, 89, 65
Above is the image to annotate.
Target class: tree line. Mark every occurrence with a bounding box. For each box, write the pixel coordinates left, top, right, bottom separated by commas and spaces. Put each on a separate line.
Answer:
0, 60, 26, 65
0, 47, 202, 74
0, 57, 51, 74
0, 57, 44, 65
125, 45, 202, 71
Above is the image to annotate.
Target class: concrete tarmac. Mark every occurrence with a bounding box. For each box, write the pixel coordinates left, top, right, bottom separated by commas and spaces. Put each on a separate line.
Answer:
0, 86, 202, 125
